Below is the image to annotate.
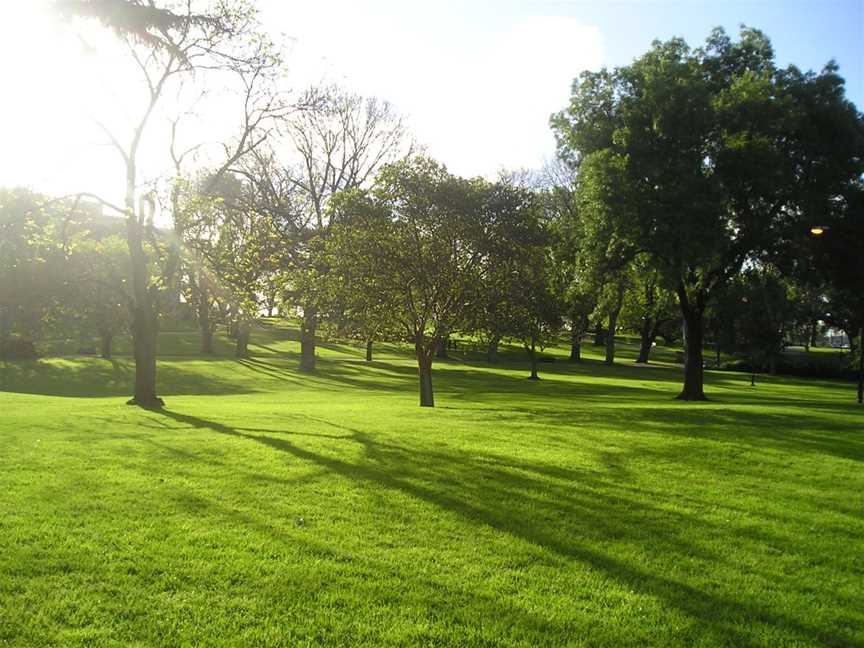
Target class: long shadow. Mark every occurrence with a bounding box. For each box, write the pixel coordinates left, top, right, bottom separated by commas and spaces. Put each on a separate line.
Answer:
151, 407, 855, 647
0, 358, 260, 398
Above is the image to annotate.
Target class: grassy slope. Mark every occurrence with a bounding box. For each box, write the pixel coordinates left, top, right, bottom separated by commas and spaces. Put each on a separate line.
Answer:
1, 324, 862, 647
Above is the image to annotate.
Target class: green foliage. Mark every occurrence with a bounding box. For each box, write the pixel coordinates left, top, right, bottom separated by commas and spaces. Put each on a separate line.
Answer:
552, 26, 864, 395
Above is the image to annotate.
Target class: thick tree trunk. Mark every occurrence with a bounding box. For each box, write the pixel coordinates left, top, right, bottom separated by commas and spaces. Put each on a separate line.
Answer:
416, 341, 435, 407
593, 324, 605, 346
637, 318, 653, 363
100, 330, 113, 360
487, 335, 500, 363
126, 211, 162, 408
570, 339, 582, 362
365, 338, 373, 362
570, 317, 588, 362
527, 339, 539, 380
436, 334, 449, 359
300, 307, 317, 372
676, 285, 707, 401
235, 321, 250, 358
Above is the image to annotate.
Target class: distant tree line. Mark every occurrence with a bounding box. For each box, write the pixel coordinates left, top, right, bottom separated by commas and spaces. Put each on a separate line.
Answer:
2, 4, 862, 407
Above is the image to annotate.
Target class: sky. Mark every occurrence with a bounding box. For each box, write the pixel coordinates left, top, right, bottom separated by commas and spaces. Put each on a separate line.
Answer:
0, 0, 861, 202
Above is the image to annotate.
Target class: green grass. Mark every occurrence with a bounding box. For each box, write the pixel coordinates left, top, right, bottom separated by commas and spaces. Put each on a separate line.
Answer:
1, 325, 862, 647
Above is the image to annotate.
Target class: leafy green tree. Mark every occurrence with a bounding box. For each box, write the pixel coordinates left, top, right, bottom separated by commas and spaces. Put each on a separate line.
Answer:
619, 262, 679, 364
470, 180, 549, 364
499, 253, 563, 380
67, 235, 131, 359
329, 157, 486, 407
553, 27, 864, 400
0, 189, 72, 357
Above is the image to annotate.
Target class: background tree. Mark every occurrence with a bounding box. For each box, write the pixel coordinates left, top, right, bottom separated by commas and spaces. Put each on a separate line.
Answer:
240, 85, 413, 373
66, 235, 131, 360
619, 262, 679, 364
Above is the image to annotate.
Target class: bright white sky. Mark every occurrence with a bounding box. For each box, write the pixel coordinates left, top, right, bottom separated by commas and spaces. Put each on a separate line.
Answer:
0, 1, 860, 205
0, 1, 603, 205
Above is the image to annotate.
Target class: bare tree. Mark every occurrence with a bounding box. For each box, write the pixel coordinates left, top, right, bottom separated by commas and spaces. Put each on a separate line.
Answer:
237, 85, 414, 372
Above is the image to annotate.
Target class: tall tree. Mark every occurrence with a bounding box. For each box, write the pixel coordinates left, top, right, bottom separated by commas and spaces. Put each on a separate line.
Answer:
553, 27, 864, 400
57, 0, 276, 407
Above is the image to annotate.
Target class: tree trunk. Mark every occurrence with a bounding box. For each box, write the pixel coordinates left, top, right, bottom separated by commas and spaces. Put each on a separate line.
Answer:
198, 285, 213, 355
808, 319, 818, 350
436, 334, 449, 359
235, 321, 250, 358
527, 338, 539, 380
126, 214, 162, 408
416, 340, 435, 407
266, 292, 277, 318
637, 317, 653, 363
487, 335, 500, 363
605, 308, 621, 366
100, 330, 113, 360
593, 324, 605, 346
300, 307, 317, 372
675, 285, 707, 401
569, 319, 583, 361
365, 338, 373, 362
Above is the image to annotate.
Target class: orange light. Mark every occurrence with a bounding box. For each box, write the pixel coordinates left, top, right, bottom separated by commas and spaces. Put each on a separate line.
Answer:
810, 226, 825, 236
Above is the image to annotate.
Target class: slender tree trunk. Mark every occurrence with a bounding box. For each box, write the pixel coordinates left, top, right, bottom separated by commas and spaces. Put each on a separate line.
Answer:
856, 324, 863, 405
100, 330, 113, 360
198, 284, 213, 355
605, 307, 622, 366
487, 335, 500, 363
637, 317, 653, 363
266, 293, 277, 318
569, 317, 583, 362
365, 338, 373, 362
676, 284, 707, 401
299, 307, 317, 372
527, 338, 539, 380
416, 339, 435, 407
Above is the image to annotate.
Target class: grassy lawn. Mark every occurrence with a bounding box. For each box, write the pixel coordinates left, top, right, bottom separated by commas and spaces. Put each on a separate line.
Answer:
1, 325, 862, 647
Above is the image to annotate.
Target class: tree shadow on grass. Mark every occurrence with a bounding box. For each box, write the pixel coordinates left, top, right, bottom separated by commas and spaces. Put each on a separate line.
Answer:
0, 358, 261, 398
149, 406, 854, 647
